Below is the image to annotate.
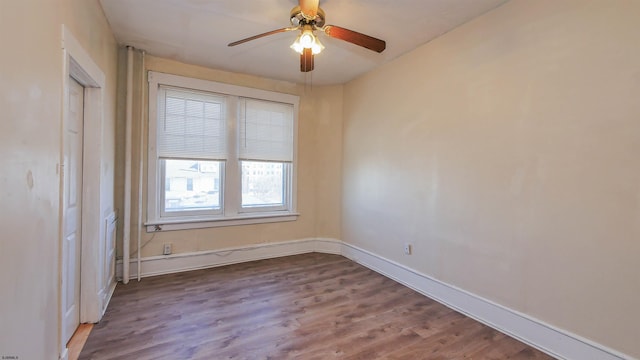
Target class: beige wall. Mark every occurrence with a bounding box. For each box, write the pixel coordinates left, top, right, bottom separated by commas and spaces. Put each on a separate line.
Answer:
3, 0, 637, 358
116, 56, 343, 258
0, 0, 117, 358
342, 0, 640, 357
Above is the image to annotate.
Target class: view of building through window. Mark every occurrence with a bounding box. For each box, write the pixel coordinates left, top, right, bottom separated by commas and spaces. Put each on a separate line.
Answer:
241, 161, 285, 207
164, 159, 221, 212
163, 160, 285, 212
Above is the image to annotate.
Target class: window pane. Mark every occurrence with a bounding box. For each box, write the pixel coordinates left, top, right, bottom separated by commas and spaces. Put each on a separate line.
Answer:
241, 161, 285, 207
163, 159, 221, 212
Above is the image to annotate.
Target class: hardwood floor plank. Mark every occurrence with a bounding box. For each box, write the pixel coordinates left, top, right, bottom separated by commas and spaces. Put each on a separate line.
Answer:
68, 323, 93, 360
80, 253, 554, 359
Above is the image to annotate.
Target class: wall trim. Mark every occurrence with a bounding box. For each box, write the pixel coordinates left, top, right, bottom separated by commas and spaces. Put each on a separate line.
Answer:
59, 347, 69, 360
116, 238, 342, 279
99, 281, 117, 318
115, 238, 631, 360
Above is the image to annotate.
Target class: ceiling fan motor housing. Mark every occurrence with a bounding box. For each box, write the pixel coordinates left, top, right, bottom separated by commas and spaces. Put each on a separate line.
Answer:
290, 6, 325, 28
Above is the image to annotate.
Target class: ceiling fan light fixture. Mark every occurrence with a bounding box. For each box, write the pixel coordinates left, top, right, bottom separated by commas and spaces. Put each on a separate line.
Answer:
290, 36, 304, 54
290, 27, 324, 55
311, 36, 324, 55
300, 31, 315, 47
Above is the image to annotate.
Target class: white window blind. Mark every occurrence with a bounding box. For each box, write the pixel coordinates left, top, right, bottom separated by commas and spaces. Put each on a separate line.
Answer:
158, 86, 227, 160
238, 98, 294, 162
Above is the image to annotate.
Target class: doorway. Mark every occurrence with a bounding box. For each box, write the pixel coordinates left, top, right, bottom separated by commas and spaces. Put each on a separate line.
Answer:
60, 26, 113, 360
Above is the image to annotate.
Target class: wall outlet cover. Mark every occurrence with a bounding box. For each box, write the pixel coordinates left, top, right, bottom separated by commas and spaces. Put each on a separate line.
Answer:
403, 243, 412, 255
163, 243, 172, 255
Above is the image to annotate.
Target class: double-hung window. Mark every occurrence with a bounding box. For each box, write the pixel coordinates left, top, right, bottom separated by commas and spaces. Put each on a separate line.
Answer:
147, 72, 298, 231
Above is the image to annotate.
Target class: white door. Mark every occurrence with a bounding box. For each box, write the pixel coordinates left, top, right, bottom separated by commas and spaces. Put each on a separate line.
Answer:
62, 77, 84, 344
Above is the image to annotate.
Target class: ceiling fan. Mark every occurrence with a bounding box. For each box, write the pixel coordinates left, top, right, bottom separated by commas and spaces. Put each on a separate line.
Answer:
228, 0, 386, 72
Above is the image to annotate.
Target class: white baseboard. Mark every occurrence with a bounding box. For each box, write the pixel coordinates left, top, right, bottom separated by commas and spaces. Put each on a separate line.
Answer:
340, 242, 632, 360
116, 238, 328, 279
59, 347, 69, 360
114, 238, 632, 360
102, 281, 117, 316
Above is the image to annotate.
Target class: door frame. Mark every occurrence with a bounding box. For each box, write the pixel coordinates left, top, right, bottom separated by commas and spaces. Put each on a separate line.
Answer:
59, 26, 107, 358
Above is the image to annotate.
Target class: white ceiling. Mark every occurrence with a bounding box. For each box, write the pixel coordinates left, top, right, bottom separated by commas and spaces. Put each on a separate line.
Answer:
99, 0, 509, 85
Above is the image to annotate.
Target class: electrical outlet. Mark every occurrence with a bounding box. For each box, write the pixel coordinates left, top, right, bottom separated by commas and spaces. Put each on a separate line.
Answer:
403, 243, 412, 255
163, 243, 172, 255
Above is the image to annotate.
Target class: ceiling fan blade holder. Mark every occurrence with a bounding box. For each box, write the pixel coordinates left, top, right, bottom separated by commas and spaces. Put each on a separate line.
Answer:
323, 25, 386, 53
228, 27, 298, 47
291, 6, 324, 27
299, 0, 319, 20
300, 48, 314, 72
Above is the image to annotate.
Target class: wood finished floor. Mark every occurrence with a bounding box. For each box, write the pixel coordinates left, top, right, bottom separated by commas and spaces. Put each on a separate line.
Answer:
68, 323, 93, 360
80, 253, 554, 359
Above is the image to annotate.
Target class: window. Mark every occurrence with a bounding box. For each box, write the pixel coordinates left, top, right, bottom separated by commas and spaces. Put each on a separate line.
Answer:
238, 98, 293, 212
147, 72, 298, 231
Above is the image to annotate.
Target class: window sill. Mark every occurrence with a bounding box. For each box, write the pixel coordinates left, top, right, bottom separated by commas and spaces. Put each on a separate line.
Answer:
145, 212, 299, 232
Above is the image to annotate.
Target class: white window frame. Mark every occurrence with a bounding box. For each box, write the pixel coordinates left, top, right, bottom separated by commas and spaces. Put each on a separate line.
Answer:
146, 71, 299, 231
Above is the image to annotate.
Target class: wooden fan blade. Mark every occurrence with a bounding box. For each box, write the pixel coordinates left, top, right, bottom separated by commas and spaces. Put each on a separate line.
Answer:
228, 27, 297, 47
299, 0, 319, 19
300, 48, 314, 72
323, 25, 386, 53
